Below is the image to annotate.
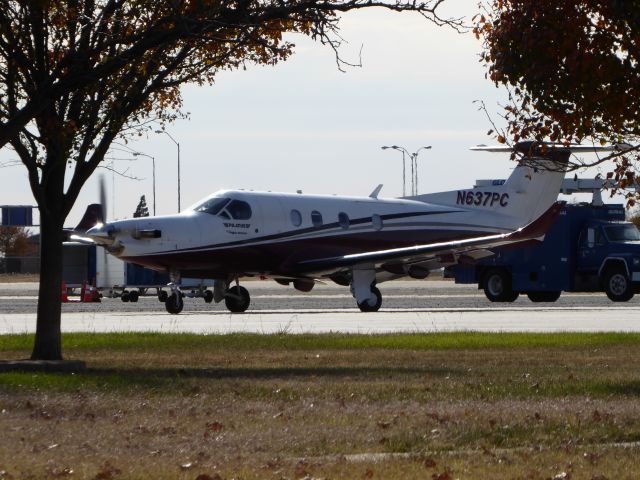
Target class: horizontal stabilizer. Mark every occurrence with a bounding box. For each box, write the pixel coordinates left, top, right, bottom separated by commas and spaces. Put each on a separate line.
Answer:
471, 141, 622, 155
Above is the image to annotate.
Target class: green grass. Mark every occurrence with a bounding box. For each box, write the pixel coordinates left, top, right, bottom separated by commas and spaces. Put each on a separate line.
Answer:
2, 331, 640, 353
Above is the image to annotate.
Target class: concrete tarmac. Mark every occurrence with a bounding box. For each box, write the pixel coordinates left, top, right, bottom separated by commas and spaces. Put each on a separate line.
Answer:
1, 280, 640, 334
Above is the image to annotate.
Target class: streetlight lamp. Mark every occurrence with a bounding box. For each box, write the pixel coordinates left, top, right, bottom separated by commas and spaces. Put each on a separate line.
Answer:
155, 129, 181, 212
381, 145, 406, 196
132, 151, 156, 216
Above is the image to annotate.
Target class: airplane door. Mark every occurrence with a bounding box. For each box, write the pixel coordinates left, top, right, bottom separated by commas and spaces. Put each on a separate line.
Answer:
253, 196, 286, 237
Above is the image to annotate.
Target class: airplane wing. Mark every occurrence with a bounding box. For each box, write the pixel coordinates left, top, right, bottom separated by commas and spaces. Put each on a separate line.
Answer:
296, 201, 564, 275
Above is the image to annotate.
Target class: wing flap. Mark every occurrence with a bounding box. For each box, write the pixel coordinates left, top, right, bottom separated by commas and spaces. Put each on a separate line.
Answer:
297, 201, 564, 274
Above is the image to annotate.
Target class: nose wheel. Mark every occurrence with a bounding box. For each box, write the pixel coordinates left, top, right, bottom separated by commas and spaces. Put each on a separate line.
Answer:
165, 292, 184, 314
224, 285, 250, 313
165, 276, 184, 314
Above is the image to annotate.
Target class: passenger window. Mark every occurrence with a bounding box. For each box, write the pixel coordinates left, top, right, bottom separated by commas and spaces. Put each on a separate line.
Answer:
311, 210, 323, 227
225, 200, 252, 220
595, 227, 605, 246
338, 212, 350, 229
290, 209, 302, 227
372, 214, 383, 231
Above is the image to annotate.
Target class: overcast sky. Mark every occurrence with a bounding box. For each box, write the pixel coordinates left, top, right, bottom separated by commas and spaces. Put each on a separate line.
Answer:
0, 2, 614, 226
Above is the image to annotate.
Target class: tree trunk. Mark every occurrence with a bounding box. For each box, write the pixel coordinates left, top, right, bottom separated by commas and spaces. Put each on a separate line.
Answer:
31, 211, 65, 360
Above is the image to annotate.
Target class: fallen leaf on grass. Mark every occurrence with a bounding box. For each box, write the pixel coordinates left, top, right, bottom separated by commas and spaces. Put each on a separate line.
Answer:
294, 460, 308, 478
583, 452, 600, 465
422, 458, 437, 468
432, 470, 452, 480
47, 466, 74, 477
195, 475, 222, 480
206, 421, 224, 431
364, 468, 374, 478
94, 462, 121, 480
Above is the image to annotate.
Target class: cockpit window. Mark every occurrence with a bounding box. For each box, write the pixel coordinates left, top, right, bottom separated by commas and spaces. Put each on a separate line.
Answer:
605, 225, 640, 242
225, 200, 252, 220
194, 197, 229, 215
194, 197, 252, 220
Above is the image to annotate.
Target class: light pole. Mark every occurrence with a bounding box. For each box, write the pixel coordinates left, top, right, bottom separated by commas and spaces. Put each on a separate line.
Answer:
381, 145, 406, 196
155, 129, 181, 212
411, 146, 432, 196
132, 151, 156, 216
383, 145, 432, 196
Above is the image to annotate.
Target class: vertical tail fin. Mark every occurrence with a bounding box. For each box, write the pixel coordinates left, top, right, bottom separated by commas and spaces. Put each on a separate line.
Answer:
75, 204, 104, 232
411, 142, 571, 227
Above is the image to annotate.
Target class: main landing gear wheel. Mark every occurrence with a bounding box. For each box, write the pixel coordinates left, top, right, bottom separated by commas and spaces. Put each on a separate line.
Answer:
527, 291, 561, 302
483, 269, 519, 302
602, 268, 634, 302
165, 293, 184, 314
225, 285, 250, 313
357, 286, 382, 312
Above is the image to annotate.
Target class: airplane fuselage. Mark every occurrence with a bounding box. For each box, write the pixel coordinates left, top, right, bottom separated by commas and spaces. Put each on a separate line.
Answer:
99, 189, 519, 279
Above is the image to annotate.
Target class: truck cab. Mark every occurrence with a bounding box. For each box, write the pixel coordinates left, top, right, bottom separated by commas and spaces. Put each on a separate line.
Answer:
576, 220, 640, 301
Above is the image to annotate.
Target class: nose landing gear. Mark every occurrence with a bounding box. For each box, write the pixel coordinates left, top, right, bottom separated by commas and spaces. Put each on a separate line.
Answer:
165, 271, 184, 314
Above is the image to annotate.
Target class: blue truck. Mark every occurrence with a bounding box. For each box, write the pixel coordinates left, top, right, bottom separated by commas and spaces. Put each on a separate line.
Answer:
449, 202, 640, 302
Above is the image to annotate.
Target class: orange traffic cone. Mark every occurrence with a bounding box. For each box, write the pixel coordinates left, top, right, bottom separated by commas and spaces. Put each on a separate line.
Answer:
61, 281, 69, 302
80, 280, 88, 302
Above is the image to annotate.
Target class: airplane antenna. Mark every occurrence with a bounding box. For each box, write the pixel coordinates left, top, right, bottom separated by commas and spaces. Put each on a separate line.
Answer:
369, 184, 383, 199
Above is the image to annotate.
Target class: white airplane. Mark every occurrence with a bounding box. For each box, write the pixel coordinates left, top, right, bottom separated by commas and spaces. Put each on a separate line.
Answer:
73, 142, 605, 314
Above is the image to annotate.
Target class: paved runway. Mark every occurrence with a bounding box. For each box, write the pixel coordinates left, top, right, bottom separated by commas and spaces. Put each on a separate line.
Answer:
2, 280, 640, 334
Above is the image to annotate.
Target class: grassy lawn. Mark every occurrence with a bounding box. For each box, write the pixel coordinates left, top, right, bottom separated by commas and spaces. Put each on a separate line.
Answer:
1, 332, 639, 479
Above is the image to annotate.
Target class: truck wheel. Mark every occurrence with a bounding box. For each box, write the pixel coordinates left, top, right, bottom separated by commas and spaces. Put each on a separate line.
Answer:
527, 291, 561, 302
602, 268, 634, 302
483, 269, 518, 302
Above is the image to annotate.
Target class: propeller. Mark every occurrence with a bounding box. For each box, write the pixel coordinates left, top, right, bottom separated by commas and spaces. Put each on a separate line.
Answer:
99, 174, 107, 224
97, 174, 111, 294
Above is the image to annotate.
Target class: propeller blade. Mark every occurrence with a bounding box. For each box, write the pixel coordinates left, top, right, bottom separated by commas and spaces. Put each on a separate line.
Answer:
99, 174, 107, 223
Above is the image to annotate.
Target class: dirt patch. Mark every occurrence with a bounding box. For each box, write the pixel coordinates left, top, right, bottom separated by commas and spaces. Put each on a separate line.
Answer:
0, 273, 39, 283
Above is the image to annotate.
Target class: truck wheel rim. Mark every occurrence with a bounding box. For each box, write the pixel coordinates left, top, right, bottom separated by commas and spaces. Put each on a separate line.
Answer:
610, 274, 627, 295
488, 276, 503, 296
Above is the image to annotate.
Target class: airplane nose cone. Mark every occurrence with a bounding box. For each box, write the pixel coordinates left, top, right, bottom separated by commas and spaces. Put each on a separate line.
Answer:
86, 223, 115, 244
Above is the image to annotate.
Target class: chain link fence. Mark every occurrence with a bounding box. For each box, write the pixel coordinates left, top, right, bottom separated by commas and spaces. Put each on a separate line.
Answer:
0, 256, 40, 274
